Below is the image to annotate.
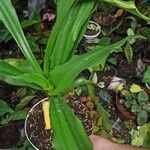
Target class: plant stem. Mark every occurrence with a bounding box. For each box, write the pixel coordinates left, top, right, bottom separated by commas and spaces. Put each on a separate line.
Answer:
87, 84, 112, 132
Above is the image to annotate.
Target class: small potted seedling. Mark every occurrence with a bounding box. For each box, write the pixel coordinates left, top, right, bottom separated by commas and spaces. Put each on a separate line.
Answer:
115, 84, 150, 125
84, 21, 101, 43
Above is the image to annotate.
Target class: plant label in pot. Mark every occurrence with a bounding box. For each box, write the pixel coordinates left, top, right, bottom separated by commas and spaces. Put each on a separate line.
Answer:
84, 21, 101, 43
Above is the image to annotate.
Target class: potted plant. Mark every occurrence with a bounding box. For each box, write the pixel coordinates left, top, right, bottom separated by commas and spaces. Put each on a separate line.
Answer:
0, 0, 149, 149
84, 21, 101, 43
115, 84, 150, 125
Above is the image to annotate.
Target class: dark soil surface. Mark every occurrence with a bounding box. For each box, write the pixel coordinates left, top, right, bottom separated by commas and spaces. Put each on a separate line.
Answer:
0, 122, 20, 149
26, 98, 93, 150
93, 12, 117, 27
85, 29, 99, 36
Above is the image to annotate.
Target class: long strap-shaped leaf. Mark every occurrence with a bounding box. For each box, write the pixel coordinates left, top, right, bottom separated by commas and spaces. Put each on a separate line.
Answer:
0, 73, 51, 90
44, 0, 97, 75
104, 0, 150, 23
50, 96, 92, 150
49, 1, 97, 69
50, 47, 109, 95
0, 0, 42, 74
43, 0, 75, 76
0, 74, 41, 90
50, 35, 141, 95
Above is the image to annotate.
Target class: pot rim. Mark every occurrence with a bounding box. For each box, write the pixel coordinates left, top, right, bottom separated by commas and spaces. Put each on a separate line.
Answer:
115, 92, 136, 121
24, 97, 49, 150
84, 20, 101, 39
146, 82, 150, 90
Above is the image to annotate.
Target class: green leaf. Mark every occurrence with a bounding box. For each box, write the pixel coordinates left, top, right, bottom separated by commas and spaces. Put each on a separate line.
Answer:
124, 43, 133, 64
0, 71, 50, 90
131, 123, 150, 147
50, 97, 92, 150
15, 95, 35, 111
50, 46, 110, 95
0, 59, 25, 76
44, 0, 75, 75
6, 73, 51, 91
130, 84, 143, 93
0, 100, 14, 116
137, 110, 148, 126
98, 89, 111, 103
1, 110, 27, 125
143, 66, 150, 82
21, 19, 39, 28
50, 36, 141, 95
143, 131, 150, 148
26, 35, 40, 52
1, 74, 41, 90
127, 28, 134, 36
125, 101, 131, 108
87, 84, 111, 132
107, 58, 117, 66
127, 16, 137, 31
131, 105, 141, 114
104, 0, 150, 23
130, 99, 137, 105
142, 104, 150, 112
138, 91, 149, 103
44, 0, 97, 75
72, 77, 91, 88
140, 27, 150, 40
98, 37, 111, 46
4, 58, 34, 73
0, 0, 42, 74
125, 91, 132, 101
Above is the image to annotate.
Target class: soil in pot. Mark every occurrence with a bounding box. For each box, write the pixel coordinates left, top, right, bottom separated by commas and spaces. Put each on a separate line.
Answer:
25, 98, 93, 150
0, 122, 20, 149
85, 28, 98, 36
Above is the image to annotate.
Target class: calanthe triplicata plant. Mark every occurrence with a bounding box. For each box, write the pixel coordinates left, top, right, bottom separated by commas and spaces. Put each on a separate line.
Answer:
0, 0, 149, 149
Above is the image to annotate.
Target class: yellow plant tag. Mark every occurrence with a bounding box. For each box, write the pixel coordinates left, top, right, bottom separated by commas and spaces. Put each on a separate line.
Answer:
130, 84, 143, 93
43, 101, 51, 130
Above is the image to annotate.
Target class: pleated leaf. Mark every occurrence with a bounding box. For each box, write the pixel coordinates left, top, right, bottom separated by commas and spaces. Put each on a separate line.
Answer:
50, 36, 139, 95
1, 74, 41, 90
4, 73, 51, 91
44, 0, 97, 75
0, 59, 42, 89
43, 0, 75, 75
50, 96, 92, 150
